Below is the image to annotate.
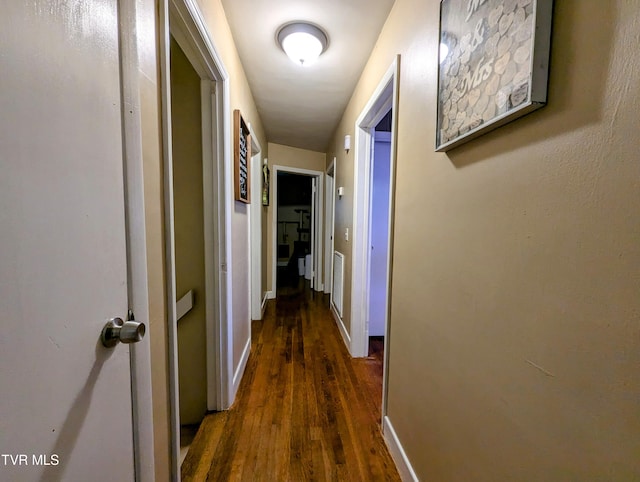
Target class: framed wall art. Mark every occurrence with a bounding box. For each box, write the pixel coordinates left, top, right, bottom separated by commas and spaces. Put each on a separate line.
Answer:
262, 162, 270, 206
436, 0, 554, 152
234, 109, 251, 203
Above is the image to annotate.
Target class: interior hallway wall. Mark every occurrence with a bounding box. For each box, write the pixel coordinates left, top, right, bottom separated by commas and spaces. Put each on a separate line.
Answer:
327, 0, 640, 479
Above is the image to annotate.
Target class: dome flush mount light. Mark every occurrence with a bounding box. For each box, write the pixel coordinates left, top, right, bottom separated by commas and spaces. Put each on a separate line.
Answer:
277, 22, 328, 67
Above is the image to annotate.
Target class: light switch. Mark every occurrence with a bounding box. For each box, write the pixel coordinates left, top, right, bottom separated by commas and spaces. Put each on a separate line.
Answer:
344, 228, 349, 241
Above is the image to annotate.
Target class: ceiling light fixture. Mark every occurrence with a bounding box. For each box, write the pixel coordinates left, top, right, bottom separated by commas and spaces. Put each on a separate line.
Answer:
277, 22, 328, 67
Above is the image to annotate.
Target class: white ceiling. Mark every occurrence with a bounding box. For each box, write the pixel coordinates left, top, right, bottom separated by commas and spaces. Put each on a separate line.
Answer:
220, 0, 396, 152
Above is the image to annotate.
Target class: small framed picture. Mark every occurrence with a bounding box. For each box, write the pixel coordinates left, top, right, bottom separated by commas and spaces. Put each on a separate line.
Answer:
234, 109, 251, 203
262, 164, 270, 206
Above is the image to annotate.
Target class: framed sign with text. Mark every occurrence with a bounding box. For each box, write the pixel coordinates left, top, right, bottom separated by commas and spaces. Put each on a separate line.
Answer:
436, 0, 554, 151
234, 109, 251, 203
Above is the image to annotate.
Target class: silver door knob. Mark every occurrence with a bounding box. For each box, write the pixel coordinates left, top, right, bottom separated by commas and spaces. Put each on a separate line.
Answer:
101, 317, 146, 348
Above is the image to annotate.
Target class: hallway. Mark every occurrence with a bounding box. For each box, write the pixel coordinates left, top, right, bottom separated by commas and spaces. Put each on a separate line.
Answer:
181, 286, 400, 481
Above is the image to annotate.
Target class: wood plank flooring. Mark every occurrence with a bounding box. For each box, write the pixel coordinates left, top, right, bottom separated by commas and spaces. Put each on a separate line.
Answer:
181, 285, 400, 481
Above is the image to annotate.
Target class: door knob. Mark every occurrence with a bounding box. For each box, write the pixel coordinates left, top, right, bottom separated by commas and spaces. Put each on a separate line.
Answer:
101, 317, 146, 348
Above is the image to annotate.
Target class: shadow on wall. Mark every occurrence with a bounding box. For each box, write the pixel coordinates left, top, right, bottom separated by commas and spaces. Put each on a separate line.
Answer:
447, 0, 615, 168
41, 341, 115, 482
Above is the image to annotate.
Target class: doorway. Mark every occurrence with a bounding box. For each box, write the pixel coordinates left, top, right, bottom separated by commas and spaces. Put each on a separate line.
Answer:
350, 57, 399, 423
367, 114, 392, 359
271, 166, 324, 295
160, 0, 232, 475
275, 173, 313, 292
324, 159, 336, 295
169, 35, 208, 465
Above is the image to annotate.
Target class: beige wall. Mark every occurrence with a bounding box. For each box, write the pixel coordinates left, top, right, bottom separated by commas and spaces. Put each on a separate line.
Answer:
266, 143, 327, 292
329, 0, 640, 479
170, 38, 208, 426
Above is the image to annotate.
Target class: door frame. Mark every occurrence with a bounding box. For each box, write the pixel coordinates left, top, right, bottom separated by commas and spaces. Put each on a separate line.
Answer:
249, 134, 264, 320
350, 56, 400, 417
324, 159, 336, 295
271, 165, 324, 294
119, 0, 157, 477
159, 0, 232, 476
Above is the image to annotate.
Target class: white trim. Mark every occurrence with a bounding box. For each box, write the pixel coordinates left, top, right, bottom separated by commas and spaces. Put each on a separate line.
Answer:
249, 131, 263, 321
200, 78, 220, 414
118, 0, 155, 478
314, 177, 324, 291
220, 77, 234, 413
161, 0, 233, 477
231, 338, 251, 400
330, 303, 351, 350
383, 416, 419, 482
266, 290, 276, 300
158, 0, 180, 475
176, 290, 194, 321
270, 165, 325, 294
311, 177, 316, 289
324, 159, 336, 294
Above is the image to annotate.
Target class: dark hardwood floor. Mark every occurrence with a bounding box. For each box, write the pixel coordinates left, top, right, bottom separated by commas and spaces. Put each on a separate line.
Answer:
181, 283, 400, 481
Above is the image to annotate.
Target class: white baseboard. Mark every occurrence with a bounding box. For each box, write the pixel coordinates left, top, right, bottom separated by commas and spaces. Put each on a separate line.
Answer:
230, 337, 251, 403
266, 290, 275, 300
330, 303, 351, 352
383, 416, 419, 482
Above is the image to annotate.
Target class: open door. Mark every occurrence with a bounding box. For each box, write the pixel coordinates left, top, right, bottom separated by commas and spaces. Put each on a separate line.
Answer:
0, 1, 144, 479
310, 178, 317, 289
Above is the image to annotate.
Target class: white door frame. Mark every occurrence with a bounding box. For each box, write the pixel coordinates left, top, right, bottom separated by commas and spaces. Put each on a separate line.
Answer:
310, 177, 316, 289
249, 131, 263, 320
350, 56, 400, 416
160, 0, 233, 476
324, 159, 336, 294
119, 0, 156, 478
271, 165, 324, 294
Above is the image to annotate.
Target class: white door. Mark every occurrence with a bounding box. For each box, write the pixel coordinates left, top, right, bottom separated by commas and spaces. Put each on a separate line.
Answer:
324, 172, 335, 293
310, 178, 317, 289
368, 133, 392, 337
250, 154, 262, 320
1, 2, 137, 480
